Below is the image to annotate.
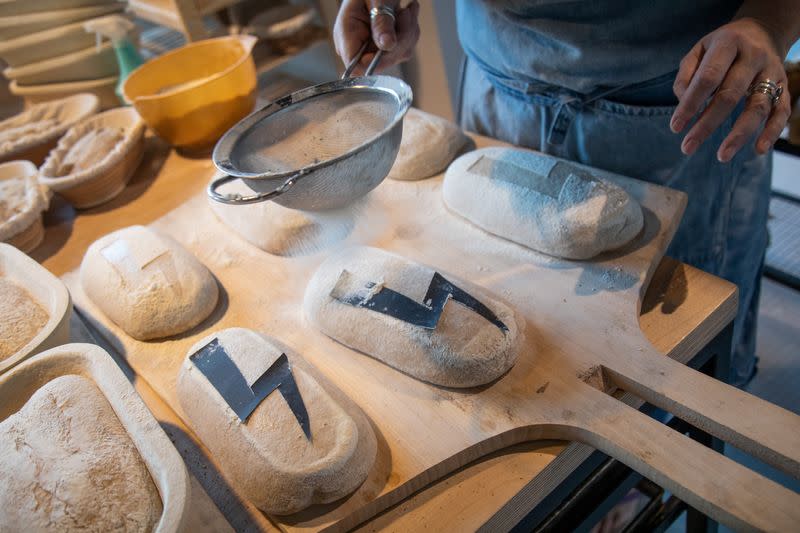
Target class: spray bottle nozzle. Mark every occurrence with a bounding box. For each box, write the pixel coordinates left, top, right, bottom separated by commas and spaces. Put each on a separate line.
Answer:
83, 15, 144, 104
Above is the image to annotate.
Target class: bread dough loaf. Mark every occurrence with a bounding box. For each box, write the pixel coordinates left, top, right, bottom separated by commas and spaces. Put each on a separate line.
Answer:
208, 176, 356, 256
388, 107, 473, 181
80, 225, 219, 340
443, 147, 644, 259
0, 278, 48, 361
304, 246, 522, 388
177, 327, 376, 515
0, 375, 162, 532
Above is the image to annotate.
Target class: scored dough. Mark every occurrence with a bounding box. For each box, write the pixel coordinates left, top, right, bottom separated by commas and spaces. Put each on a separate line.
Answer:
80, 225, 219, 340
304, 246, 523, 388
177, 327, 376, 515
443, 147, 644, 260
387, 107, 473, 181
0, 375, 162, 532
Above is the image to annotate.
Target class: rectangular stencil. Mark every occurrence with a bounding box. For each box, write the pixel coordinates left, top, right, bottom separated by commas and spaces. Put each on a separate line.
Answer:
101, 238, 171, 277
467, 156, 593, 201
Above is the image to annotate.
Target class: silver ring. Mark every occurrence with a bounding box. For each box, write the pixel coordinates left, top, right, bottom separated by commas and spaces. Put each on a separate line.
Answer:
370, 6, 396, 22
747, 79, 784, 106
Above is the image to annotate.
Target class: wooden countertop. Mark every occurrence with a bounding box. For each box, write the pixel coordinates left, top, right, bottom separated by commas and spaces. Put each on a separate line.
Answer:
39, 135, 738, 532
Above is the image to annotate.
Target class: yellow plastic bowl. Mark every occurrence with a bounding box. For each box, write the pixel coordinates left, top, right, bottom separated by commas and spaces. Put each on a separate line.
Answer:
123, 35, 257, 151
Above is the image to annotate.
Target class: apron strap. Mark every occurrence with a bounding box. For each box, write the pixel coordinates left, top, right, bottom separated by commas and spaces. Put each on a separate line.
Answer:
547, 71, 677, 145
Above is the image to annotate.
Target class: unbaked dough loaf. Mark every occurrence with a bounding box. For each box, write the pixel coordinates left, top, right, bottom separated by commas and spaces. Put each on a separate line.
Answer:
0, 278, 49, 361
304, 246, 522, 388
177, 327, 376, 515
0, 375, 162, 532
80, 225, 218, 340
387, 107, 473, 181
443, 147, 644, 259
208, 175, 356, 256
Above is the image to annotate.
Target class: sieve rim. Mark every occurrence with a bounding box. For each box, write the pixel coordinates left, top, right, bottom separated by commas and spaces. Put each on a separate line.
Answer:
212, 74, 412, 181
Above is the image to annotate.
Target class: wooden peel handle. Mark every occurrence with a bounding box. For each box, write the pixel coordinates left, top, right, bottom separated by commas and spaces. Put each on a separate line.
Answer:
566, 384, 800, 531
603, 351, 800, 479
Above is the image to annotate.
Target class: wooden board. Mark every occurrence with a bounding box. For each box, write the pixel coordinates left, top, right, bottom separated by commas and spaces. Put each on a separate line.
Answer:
63, 137, 800, 531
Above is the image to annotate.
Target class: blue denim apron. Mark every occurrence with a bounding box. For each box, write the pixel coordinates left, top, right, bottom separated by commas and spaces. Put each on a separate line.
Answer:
459, 58, 771, 386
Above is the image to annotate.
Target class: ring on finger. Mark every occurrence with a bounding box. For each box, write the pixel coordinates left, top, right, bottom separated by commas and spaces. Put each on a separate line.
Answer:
747, 78, 784, 107
370, 6, 396, 22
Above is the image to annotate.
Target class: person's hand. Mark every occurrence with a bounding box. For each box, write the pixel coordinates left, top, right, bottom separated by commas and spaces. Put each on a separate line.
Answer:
333, 0, 420, 76
671, 17, 791, 162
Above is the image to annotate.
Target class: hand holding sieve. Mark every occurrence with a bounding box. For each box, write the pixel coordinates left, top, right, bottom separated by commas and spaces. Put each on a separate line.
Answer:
207, 40, 411, 210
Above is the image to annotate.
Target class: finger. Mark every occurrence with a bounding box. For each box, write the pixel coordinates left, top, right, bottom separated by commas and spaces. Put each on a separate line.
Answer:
333, 0, 371, 64
369, 0, 401, 51
673, 41, 703, 100
353, 1, 419, 74
371, 0, 420, 69
715, 78, 779, 162
336, 18, 370, 64
671, 39, 739, 134
679, 60, 754, 155
756, 86, 791, 154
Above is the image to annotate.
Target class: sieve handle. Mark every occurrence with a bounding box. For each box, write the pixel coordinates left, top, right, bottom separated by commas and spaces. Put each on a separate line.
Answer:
207, 172, 301, 205
342, 41, 384, 79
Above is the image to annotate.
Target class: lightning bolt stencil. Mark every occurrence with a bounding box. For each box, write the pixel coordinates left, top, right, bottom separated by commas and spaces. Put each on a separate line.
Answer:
331, 270, 508, 332
190, 338, 311, 440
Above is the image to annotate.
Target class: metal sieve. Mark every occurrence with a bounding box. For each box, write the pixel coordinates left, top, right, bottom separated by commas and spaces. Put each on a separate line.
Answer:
208, 45, 412, 210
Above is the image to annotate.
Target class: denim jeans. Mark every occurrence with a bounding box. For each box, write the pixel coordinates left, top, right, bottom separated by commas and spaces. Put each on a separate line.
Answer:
459, 58, 770, 386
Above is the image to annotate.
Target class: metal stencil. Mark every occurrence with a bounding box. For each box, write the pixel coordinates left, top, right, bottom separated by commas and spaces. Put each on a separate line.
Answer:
468, 157, 593, 200
190, 338, 311, 440
331, 270, 508, 332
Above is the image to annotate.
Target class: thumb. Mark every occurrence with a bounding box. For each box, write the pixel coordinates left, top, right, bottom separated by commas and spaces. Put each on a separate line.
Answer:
370, 1, 400, 51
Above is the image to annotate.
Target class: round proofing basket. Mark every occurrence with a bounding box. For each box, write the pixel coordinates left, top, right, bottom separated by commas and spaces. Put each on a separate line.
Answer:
39, 107, 146, 209
0, 160, 50, 253
6, 215, 44, 252
0, 3, 124, 41
0, 92, 100, 165
0, 18, 106, 68
4, 41, 118, 85
0, 0, 120, 17
10, 76, 120, 110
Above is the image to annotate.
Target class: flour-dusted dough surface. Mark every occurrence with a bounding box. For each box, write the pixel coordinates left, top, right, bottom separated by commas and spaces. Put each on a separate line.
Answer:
443, 147, 644, 260
304, 246, 523, 388
0, 278, 48, 360
387, 107, 473, 182
0, 161, 50, 244
207, 175, 360, 256
0, 375, 162, 532
55, 127, 124, 176
0, 93, 99, 161
80, 225, 219, 340
177, 327, 376, 515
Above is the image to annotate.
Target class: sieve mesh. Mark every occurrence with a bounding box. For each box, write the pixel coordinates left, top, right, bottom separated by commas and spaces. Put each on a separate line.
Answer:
230, 89, 399, 175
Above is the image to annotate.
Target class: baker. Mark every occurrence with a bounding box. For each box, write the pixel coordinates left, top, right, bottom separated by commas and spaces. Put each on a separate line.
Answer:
332, 0, 799, 387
